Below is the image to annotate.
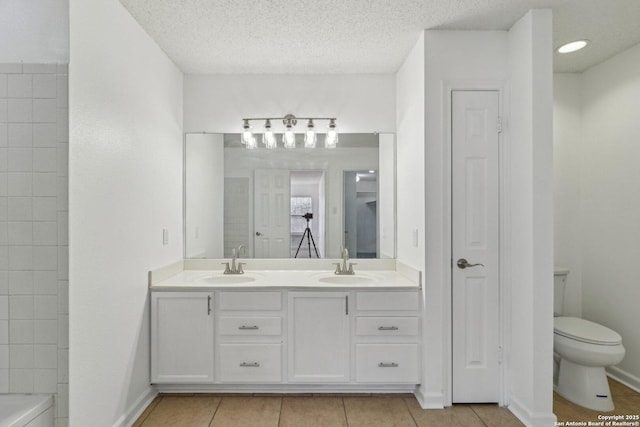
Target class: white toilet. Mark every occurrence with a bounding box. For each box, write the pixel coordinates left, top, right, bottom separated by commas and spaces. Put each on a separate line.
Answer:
553, 268, 625, 411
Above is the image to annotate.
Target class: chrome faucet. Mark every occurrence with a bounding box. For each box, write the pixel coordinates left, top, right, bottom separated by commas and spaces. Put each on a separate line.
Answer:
334, 247, 357, 275
223, 244, 246, 274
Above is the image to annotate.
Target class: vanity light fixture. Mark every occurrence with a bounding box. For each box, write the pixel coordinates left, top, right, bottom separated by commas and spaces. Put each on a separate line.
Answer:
240, 114, 338, 150
557, 40, 590, 54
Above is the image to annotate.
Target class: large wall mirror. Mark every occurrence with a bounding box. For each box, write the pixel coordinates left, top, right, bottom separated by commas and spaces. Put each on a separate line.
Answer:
184, 132, 396, 259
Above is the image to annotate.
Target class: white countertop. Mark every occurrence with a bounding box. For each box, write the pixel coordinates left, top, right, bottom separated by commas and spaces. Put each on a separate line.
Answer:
151, 269, 419, 290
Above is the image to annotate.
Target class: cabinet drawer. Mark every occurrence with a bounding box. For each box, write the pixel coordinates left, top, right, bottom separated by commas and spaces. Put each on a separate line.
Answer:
356, 291, 419, 311
219, 316, 282, 336
355, 344, 419, 383
356, 317, 419, 336
218, 344, 282, 383
218, 292, 281, 310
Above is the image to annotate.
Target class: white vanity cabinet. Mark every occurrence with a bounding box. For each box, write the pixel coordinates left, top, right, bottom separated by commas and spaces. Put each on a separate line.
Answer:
353, 291, 421, 383
150, 285, 421, 389
216, 291, 284, 383
151, 292, 214, 383
288, 292, 350, 382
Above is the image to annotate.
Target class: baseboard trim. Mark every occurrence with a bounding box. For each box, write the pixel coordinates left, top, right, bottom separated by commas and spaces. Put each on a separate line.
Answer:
413, 388, 444, 409
607, 366, 640, 393
113, 386, 158, 427
508, 395, 557, 427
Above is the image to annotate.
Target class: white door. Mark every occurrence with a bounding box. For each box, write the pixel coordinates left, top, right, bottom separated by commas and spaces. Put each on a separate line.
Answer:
288, 292, 350, 382
451, 90, 500, 402
151, 292, 214, 383
254, 169, 290, 258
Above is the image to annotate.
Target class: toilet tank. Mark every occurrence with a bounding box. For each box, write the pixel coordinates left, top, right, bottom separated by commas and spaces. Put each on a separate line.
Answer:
554, 267, 570, 316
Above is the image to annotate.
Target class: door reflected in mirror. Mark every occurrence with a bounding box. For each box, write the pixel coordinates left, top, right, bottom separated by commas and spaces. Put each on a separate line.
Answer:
184, 133, 396, 259
344, 171, 378, 258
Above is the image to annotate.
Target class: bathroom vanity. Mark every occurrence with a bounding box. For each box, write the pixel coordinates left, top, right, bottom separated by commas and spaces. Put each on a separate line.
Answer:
149, 259, 421, 393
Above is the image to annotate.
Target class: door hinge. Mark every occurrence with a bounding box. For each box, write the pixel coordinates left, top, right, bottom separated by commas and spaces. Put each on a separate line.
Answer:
497, 346, 503, 364
496, 116, 503, 133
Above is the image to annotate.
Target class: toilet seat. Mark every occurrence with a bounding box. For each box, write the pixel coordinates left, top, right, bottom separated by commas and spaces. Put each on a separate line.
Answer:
554, 316, 622, 346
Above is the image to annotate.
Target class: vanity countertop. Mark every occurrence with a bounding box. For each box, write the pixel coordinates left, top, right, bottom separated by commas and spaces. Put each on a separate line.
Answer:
151, 268, 419, 291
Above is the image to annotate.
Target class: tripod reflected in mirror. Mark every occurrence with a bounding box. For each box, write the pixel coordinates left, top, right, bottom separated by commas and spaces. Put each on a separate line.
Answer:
294, 213, 320, 258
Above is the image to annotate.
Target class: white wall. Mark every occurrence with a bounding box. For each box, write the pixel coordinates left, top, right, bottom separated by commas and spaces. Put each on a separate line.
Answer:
553, 73, 583, 317
185, 134, 224, 258
69, 0, 184, 425
422, 29, 509, 409
0, 0, 69, 63
579, 42, 640, 387
395, 33, 425, 271
507, 10, 555, 426
184, 74, 395, 133
395, 31, 428, 403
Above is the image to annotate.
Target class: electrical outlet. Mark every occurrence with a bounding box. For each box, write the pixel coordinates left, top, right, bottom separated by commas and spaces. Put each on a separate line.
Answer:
163, 228, 169, 245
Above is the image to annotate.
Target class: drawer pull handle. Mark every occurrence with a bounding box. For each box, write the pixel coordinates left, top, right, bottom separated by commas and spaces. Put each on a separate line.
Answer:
240, 362, 260, 367
378, 326, 399, 331
378, 362, 399, 368
238, 325, 259, 330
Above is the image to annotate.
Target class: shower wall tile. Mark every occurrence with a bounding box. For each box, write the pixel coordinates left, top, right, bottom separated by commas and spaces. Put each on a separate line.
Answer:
8, 75, 33, 98
7, 99, 33, 123
0, 75, 7, 98
1, 63, 67, 426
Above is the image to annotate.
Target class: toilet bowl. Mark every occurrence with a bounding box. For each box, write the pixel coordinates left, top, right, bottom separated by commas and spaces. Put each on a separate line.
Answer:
554, 316, 625, 412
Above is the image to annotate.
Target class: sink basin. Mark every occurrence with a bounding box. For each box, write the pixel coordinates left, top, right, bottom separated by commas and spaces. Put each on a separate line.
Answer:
197, 275, 256, 284
318, 275, 373, 285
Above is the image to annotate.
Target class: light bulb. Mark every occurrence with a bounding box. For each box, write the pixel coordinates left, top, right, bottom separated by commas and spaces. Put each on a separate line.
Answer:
304, 119, 317, 148
263, 120, 277, 149
283, 125, 296, 149
324, 119, 338, 148
241, 119, 253, 145
245, 135, 257, 150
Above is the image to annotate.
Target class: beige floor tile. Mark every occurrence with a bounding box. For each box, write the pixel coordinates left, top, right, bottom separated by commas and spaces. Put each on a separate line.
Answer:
210, 397, 281, 427
255, 393, 314, 397
132, 396, 162, 427
279, 397, 347, 427
312, 393, 372, 397
609, 378, 638, 397
405, 399, 485, 427
344, 397, 417, 427
159, 393, 196, 397
141, 396, 221, 427
470, 403, 524, 427
376, 393, 417, 398
554, 391, 616, 423
611, 395, 640, 415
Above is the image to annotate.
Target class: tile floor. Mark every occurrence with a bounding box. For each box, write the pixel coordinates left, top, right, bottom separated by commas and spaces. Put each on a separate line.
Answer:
133, 379, 640, 427
133, 393, 522, 427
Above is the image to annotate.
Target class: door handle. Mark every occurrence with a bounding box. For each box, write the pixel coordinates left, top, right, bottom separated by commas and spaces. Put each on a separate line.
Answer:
457, 258, 484, 269
255, 231, 262, 236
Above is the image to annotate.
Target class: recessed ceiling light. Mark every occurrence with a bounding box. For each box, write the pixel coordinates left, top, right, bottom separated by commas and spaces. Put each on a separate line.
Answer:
557, 40, 590, 54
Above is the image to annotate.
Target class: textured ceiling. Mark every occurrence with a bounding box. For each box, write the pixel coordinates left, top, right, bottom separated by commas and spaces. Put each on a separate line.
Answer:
119, 0, 640, 74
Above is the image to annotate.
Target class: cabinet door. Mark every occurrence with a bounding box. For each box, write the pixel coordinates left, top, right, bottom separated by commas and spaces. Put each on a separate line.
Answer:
288, 292, 350, 382
151, 292, 214, 383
